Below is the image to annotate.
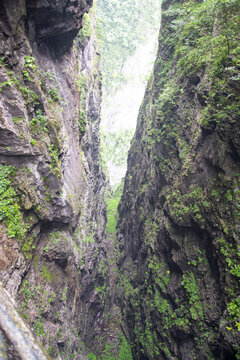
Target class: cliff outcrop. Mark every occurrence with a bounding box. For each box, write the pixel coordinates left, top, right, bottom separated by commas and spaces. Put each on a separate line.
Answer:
117, 0, 240, 359
0, 0, 108, 358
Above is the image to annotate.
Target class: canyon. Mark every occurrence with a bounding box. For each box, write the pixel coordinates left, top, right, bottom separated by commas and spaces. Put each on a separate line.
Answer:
0, 0, 240, 359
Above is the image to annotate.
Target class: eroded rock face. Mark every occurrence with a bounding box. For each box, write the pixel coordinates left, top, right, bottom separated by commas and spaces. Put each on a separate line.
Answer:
0, 0, 107, 358
117, 0, 240, 359
26, 0, 93, 55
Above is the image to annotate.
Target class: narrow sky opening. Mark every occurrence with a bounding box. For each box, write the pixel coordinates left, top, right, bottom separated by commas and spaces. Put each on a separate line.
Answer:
96, 0, 161, 187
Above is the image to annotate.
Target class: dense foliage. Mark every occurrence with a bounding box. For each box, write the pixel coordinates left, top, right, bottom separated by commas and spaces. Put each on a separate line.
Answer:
87, 333, 133, 360
0, 165, 25, 238
95, 0, 161, 90
105, 183, 123, 235
171, 0, 240, 127
101, 129, 134, 168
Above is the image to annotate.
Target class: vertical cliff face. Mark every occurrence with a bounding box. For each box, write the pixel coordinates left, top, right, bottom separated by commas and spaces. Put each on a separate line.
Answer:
0, 0, 108, 358
117, 0, 240, 359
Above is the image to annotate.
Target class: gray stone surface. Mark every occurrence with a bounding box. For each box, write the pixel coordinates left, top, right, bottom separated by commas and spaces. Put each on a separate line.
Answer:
0, 282, 50, 360
0, 0, 108, 358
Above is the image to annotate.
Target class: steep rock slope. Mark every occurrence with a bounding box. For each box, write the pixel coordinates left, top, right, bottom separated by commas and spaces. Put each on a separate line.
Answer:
117, 0, 240, 359
0, 0, 108, 358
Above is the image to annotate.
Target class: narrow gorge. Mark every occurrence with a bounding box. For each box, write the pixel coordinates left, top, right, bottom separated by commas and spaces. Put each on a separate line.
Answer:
0, 1, 239, 360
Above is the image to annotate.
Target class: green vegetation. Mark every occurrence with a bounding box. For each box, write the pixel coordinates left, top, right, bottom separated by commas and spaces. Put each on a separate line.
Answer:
0, 165, 26, 238
30, 109, 48, 134
10, 73, 39, 105
96, 0, 161, 90
24, 56, 36, 71
75, 73, 88, 138
78, 111, 87, 138
217, 237, 240, 332
19, 280, 36, 321
174, 0, 240, 77
141, 0, 240, 178
23, 56, 37, 80
19, 85, 39, 106
47, 86, 61, 103
33, 318, 45, 337
86, 334, 133, 360
167, 185, 209, 224
148, 257, 170, 293
62, 286, 68, 301
13, 116, 25, 123
21, 234, 37, 260
115, 1, 240, 357
117, 258, 194, 358
118, 334, 133, 360
101, 129, 134, 167
40, 71, 63, 106
1, 68, 39, 106
162, 0, 240, 128
49, 144, 61, 177
78, 11, 93, 44
19, 280, 58, 339
0, 80, 12, 92
105, 183, 123, 234
181, 272, 203, 321
40, 265, 54, 282
87, 353, 97, 360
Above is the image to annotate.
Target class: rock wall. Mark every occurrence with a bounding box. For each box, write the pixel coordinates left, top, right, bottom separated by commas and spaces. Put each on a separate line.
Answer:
117, 0, 240, 359
0, 0, 108, 358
